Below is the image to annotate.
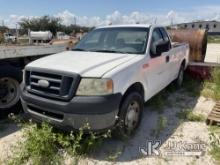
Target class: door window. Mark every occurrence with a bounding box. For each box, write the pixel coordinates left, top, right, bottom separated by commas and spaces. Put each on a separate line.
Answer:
150, 28, 164, 58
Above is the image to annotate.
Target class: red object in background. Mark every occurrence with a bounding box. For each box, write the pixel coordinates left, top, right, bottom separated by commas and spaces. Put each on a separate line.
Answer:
186, 62, 219, 80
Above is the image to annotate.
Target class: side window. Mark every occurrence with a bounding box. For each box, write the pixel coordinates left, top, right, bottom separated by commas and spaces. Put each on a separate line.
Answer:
150, 28, 164, 57
160, 28, 171, 49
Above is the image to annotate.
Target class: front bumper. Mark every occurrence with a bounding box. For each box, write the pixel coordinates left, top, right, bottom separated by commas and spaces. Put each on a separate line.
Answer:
21, 85, 122, 131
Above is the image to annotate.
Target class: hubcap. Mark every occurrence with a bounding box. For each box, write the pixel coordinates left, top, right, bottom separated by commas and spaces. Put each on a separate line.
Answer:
0, 77, 20, 109
125, 100, 140, 131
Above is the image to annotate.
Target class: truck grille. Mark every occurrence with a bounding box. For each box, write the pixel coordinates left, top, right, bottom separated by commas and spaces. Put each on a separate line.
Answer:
25, 70, 79, 101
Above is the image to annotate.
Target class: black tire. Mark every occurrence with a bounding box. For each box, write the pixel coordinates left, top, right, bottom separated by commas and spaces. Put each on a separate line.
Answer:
174, 64, 184, 88
115, 92, 144, 137
0, 65, 22, 118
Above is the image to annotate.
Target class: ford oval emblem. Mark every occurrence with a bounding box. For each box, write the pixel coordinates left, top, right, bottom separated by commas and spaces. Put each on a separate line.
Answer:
38, 79, 50, 88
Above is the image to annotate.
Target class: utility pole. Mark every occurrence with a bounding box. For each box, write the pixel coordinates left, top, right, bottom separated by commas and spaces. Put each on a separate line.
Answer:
16, 23, 19, 41
74, 17, 77, 26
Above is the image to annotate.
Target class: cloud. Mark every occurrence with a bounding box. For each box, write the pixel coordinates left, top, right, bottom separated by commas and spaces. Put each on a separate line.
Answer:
2, 6, 220, 28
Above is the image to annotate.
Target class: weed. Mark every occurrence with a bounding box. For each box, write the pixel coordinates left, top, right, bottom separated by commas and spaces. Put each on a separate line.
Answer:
151, 116, 168, 138
107, 149, 123, 162
7, 120, 111, 165
182, 75, 202, 97
148, 90, 169, 113
202, 68, 220, 100
176, 108, 205, 122
209, 130, 220, 164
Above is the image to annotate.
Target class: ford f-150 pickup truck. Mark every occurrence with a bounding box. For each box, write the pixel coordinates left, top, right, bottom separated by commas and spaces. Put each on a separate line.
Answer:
21, 24, 189, 135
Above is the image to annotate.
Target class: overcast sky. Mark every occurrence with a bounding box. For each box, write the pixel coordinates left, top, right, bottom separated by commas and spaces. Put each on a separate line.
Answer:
0, 0, 220, 28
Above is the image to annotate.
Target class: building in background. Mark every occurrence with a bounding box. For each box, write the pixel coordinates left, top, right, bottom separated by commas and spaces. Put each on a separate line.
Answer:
175, 21, 220, 35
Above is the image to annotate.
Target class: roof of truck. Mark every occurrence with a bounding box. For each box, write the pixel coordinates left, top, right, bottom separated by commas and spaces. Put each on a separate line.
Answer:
96, 24, 154, 29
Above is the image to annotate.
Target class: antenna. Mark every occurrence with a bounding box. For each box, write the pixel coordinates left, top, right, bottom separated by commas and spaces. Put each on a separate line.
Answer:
74, 17, 77, 26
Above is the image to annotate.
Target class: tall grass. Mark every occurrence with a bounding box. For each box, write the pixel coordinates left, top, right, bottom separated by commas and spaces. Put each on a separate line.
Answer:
202, 68, 220, 100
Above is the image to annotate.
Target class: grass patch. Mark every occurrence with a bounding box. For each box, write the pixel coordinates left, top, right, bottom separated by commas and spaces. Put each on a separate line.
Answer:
182, 75, 202, 97
176, 108, 206, 122
107, 149, 123, 162
7, 120, 111, 165
148, 89, 171, 113
209, 126, 220, 164
151, 116, 168, 138
208, 35, 220, 44
202, 68, 220, 100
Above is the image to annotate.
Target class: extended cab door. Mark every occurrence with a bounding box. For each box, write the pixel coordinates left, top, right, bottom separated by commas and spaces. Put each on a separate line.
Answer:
144, 28, 171, 98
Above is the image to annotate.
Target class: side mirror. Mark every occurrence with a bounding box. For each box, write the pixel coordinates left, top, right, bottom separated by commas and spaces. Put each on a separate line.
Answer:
151, 40, 170, 57
156, 41, 170, 55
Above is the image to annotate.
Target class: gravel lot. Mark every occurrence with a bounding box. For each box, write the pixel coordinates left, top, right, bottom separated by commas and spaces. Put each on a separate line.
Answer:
0, 88, 217, 165
0, 43, 220, 165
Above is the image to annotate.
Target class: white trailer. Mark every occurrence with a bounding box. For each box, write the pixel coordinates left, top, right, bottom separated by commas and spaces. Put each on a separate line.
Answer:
0, 43, 68, 114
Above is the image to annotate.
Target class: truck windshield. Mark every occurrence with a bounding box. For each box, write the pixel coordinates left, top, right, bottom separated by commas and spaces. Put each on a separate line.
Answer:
73, 27, 149, 54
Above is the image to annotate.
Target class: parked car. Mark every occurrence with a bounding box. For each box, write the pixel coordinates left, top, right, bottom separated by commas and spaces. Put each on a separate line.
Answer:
21, 25, 189, 135
4, 33, 17, 42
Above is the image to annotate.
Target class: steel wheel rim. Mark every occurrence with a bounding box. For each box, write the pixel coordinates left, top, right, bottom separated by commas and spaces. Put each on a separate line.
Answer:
0, 77, 20, 109
125, 100, 140, 132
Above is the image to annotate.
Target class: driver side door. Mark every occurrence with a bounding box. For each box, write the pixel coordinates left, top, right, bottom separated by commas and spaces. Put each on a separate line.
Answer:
145, 28, 170, 98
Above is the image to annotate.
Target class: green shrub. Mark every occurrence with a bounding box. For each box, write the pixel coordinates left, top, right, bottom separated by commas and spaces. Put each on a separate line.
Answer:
8, 121, 111, 165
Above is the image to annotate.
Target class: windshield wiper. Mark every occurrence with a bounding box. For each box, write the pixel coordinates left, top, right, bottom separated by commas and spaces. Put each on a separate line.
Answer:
90, 49, 127, 54
72, 48, 87, 51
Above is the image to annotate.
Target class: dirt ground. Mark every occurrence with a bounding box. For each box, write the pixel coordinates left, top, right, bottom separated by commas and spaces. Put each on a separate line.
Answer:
0, 88, 217, 165
0, 43, 220, 165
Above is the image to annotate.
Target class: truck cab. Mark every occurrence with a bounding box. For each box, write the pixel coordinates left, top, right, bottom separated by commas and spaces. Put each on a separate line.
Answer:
21, 25, 189, 135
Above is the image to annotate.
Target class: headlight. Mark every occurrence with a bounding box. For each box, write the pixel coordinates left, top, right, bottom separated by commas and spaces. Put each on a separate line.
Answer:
76, 78, 113, 96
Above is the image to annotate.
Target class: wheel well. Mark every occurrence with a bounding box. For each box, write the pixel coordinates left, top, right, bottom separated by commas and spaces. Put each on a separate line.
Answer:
119, 82, 144, 108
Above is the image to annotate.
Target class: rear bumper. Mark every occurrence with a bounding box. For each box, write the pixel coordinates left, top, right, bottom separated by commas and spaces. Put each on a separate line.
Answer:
21, 85, 122, 131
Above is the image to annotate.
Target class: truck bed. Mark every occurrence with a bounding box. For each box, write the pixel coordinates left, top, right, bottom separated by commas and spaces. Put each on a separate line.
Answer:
0, 44, 67, 60
172, 42, 187, 48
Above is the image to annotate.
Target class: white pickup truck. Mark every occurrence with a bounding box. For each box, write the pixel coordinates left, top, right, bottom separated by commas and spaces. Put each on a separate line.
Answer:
21, 25, 189, 135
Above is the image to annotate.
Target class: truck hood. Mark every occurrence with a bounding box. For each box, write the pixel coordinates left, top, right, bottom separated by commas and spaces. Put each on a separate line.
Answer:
26, 51, 137, 77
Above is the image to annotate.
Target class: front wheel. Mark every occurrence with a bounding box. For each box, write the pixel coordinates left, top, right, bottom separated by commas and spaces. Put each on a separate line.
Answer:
115, 92, 144, 137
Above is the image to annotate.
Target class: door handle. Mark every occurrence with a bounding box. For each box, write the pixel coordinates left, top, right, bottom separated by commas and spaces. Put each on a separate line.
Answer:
166, 56, 170, 63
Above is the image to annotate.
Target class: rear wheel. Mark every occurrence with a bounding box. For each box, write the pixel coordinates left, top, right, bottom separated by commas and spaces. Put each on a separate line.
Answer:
115, 92, 144, 137
0, 65, 22, 118
175, 64, 184, 88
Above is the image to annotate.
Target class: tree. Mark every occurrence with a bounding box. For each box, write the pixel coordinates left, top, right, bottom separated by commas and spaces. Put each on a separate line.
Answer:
19, 16, 92, 36
19, 16, 61, 35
